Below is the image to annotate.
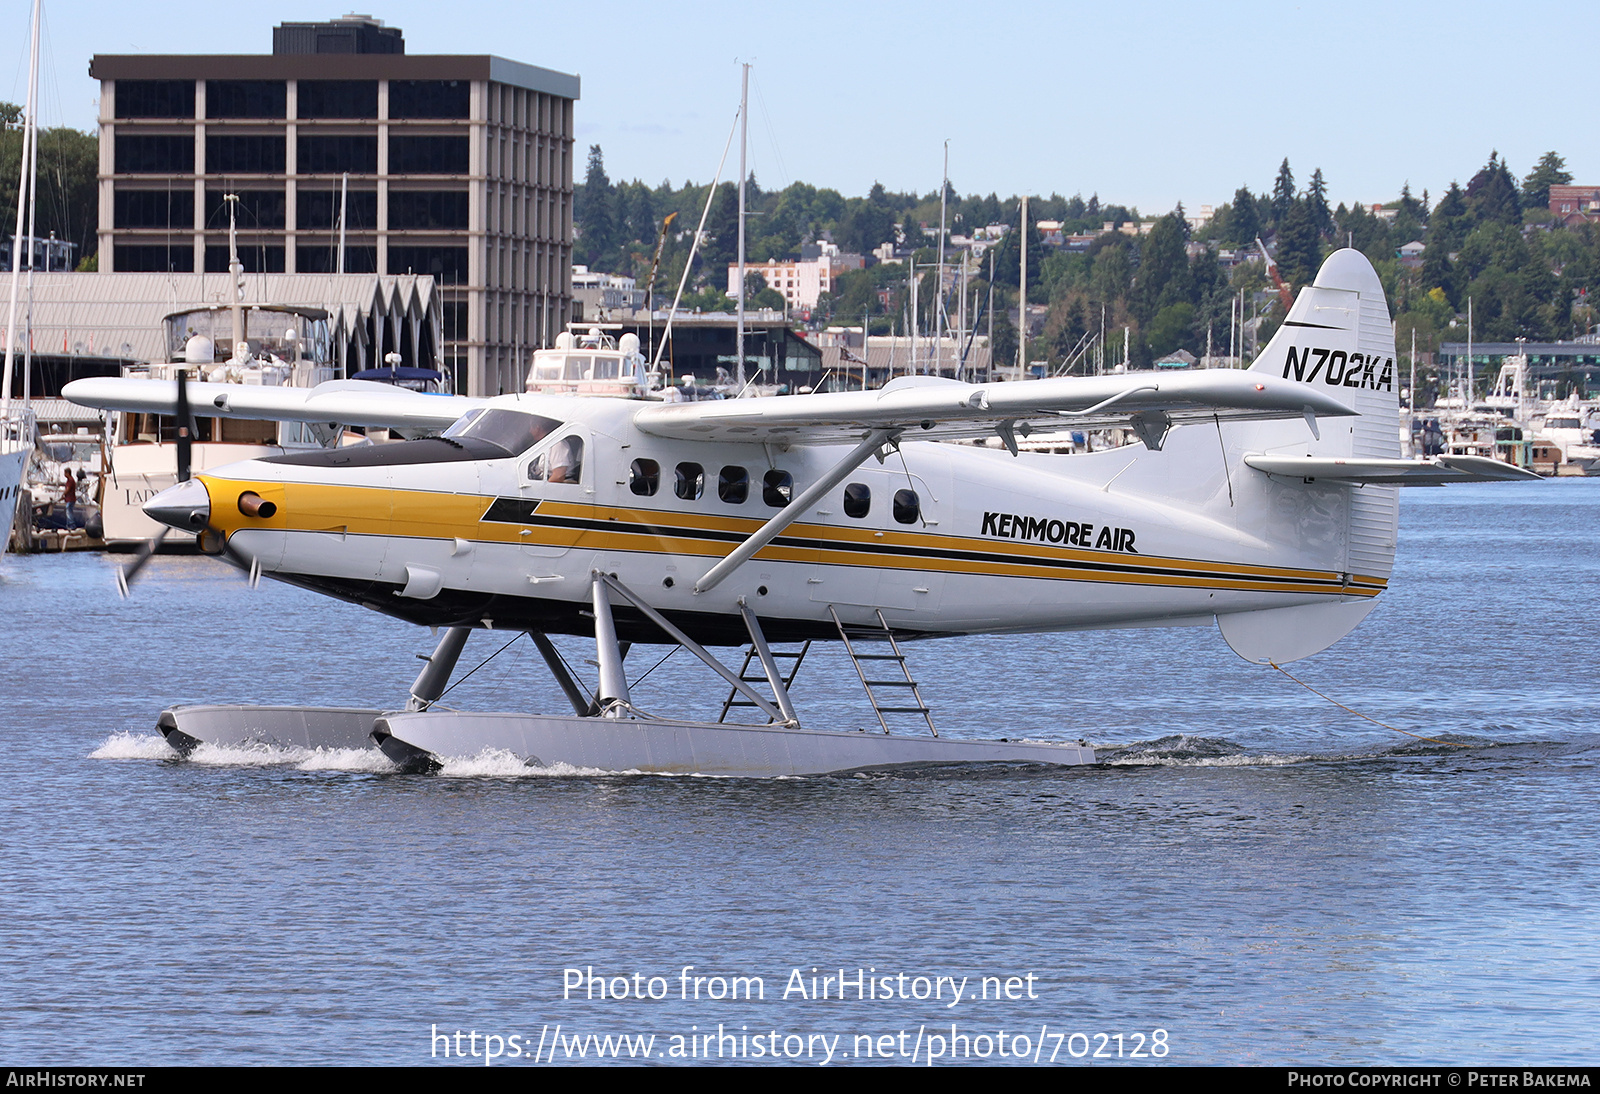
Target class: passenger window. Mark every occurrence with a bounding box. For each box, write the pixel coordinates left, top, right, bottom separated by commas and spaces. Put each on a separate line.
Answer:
718, 465, 748, 504
629, 458, 660, 497
843, 482, 871, 519
892, 488, 920, 524
762, 469, 793, 507
675, 462, 704, 500
527, 435, 583, 484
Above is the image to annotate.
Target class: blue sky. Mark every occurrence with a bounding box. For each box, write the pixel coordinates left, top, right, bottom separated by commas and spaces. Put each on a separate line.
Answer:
7, 0, 1593, 214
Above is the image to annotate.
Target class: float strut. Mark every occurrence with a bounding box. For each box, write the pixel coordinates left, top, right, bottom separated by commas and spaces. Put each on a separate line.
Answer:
591, 571, 633, 714
528, 631, 599, 717
407, 626, 472, 711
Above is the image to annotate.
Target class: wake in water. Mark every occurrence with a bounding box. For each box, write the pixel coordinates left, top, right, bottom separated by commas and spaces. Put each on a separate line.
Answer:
89, 731, 397, 773
1096, 731, 1509, 767
436, 748, 644, 779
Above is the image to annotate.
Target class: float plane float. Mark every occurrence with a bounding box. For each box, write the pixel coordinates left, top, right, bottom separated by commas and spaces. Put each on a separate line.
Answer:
66, 250, 1534, 776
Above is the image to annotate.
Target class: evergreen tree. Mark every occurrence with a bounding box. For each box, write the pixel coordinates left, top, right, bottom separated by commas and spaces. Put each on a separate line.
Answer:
1270, 159, 1296, 229
1135, 213, 1190, 324
1275, 199, 1321, 288
1307, 168, 1331, 238
1522, 151, 1572, 211
575, 144, 616, 266
1225, 185, 1260, 247
1465, 152, 1521, 226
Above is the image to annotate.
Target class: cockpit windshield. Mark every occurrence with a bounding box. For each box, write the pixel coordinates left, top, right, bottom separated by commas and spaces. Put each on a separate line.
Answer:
442, 408, 564, 456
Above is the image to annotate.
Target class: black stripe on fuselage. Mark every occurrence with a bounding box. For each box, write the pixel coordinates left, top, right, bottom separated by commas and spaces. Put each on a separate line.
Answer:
503, 507, 1378, 593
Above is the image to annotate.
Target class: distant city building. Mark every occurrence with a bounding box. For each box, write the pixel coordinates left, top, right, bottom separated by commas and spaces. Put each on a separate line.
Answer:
1398, 241, 1426, 269
2, 234, 77, 273
729, 254, 834, 310
89, 14, 580, 396
571, 265, 643, 319
1185, 204, 1215, 232
1549, 185, 1600, 226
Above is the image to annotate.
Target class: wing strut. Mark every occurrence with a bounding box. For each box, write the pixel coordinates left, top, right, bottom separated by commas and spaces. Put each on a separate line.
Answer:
694, 428, 899, 593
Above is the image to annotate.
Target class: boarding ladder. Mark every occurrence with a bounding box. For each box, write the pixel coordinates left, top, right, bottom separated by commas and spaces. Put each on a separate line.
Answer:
717, 641, 811, 724
829, 607, 937, 736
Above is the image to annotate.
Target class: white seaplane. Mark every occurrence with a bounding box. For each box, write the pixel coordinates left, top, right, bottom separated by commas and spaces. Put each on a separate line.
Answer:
65, 250, 1535, 776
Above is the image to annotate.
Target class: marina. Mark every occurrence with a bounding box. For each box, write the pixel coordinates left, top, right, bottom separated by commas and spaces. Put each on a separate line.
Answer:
4, 481, 1598, 1064
4, 0, 1598, 1068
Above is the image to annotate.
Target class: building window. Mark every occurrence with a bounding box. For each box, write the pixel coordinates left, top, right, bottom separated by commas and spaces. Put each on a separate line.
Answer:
114, 135, 194, 174
297, 135, 378, 175
296, 189, 378, 230
442, 301, 468, 341
205, 135, 286, 174
206, 80, 287, 119
388, 135, 469, 175
388, 190, 469, 229
296, 244, 377, 274
114, 244, 194, 272
389, 80, 470, 119
205, 244, 285, 273
204, 190, 286, 229
113, 189, 193, 230
297, 80, 378, 119
115, 80, 194, 119
388, 246, 468, 284
843, 482, 870, 518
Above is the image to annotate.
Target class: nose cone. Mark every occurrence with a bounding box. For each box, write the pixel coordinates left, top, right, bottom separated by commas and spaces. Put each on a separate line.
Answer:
144, 478, 211, 532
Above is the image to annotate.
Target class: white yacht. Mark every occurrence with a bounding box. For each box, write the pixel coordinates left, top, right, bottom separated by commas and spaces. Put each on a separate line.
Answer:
98, 302, 341, 545
0, 407, 29, 551
523, 326, 654, 398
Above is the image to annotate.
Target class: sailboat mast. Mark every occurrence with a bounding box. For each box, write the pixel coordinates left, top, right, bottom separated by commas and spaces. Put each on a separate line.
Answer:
2, 0, 42, 416
227, 194, 245, 356
337, 171, 348, 275
735, 62, 748, 390
21, 5, 41, 407
935, 141, 947, 376
1018, 194, 1028, 377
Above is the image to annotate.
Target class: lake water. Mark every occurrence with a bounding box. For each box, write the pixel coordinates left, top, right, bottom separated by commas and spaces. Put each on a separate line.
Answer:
2, 480, 1596, 1065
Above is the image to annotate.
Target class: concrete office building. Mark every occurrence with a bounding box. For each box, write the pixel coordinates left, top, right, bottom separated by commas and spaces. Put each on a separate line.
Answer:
89, 15, 579, 395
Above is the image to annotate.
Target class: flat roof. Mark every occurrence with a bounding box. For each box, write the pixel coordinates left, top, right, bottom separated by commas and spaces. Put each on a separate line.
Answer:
89, 54, 579, 100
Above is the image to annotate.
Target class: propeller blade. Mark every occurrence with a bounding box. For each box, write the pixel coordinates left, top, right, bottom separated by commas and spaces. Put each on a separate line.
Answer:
116, 526, 171, 597
174, 367, 194, 483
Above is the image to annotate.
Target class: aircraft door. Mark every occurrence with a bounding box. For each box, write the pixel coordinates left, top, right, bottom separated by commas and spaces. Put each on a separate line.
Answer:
809, 460, 948, 617
517, 426, 591, 566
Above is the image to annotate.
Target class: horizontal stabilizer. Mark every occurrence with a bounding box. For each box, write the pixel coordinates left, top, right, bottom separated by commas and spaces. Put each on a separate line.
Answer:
1244, 454, 1542, 486
1218, 599, 1378, 665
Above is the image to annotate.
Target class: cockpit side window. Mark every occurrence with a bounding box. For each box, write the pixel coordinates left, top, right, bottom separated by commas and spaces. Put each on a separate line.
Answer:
527, 435, 584, 484
443, 408, 563, 456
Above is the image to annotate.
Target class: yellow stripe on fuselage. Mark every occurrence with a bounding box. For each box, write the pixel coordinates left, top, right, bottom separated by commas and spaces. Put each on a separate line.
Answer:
198, 476, 1388, 598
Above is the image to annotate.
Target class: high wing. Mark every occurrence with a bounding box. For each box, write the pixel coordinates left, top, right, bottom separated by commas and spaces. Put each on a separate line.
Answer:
633, 371, 1355, 451
63, 377, 482, 434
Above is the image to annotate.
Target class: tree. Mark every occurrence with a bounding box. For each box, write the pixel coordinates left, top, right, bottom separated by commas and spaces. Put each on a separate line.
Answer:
1224, 185, 1261, 247
1522, 151, 1572, 212
574, 144, 615, 266
1276, 199, 1321, 289
1465, 152, 1521, 226
1, 110, 99, 262
1307, 168, 1331, 238
1135, 214, 1190, 324
1270, 159, 1295, 229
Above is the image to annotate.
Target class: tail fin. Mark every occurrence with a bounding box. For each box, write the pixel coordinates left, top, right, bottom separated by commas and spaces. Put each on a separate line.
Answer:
1249, 248, 1400, 466
1221, 249, 1400, 664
